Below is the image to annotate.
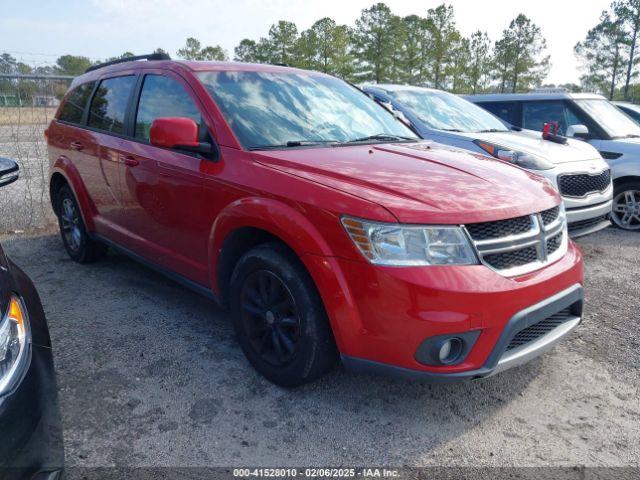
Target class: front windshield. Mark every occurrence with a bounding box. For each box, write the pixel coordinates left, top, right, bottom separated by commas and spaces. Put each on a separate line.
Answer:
575, 99, 640, 138
197, 71, 417, 149
389, 89, 509, 133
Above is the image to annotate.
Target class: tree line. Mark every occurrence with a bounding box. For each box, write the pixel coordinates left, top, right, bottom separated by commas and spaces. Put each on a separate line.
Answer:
229, 3, 550, 95
575, 0, 640, 100
4, 1, 640, 103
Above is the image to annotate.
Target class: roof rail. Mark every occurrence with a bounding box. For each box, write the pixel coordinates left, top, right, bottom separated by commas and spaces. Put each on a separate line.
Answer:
85, 53, 171, 73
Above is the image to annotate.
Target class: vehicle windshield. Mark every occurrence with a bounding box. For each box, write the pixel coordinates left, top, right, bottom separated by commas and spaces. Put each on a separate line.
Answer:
197, 71, 417, 150
575, 99, 640, 138
389, 89, 509, 133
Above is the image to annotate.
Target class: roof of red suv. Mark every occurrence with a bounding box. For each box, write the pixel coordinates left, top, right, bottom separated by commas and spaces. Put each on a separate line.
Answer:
73, 59, 318, 87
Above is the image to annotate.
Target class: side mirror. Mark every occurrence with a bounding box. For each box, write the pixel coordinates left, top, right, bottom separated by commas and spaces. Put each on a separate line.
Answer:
380, 101, 411, 126
149, 117, 218, 160
0, 157, 19, 188
566, 124, 590, 139
150, 117, 200, 149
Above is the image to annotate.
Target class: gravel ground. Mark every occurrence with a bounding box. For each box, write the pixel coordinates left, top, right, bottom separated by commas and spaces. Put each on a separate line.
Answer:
0, 227, 638, 468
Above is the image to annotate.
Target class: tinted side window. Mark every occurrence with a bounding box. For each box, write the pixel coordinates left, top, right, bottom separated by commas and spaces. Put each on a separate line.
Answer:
620, 105, 640, 123
479, 101, 520, 126
522, 101, 581, 135
88, 76, 136, 134
135, 75, 201, 140
58, 82, 95, 125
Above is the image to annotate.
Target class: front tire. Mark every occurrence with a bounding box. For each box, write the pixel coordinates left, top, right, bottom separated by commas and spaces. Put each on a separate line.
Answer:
229, 243, 338, 387
611, 180, 640, 230
55, 184, 107, 263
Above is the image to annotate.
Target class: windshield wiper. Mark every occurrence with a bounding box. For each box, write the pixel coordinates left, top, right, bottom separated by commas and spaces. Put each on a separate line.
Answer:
249, 140, 338, 151
477, 128, 508, 133
341, 133, 416, 144
438, 128, 464, 132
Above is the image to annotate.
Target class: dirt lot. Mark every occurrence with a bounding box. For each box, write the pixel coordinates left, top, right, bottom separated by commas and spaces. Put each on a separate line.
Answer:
0, 107, 56, 126
0, 226, 638, 469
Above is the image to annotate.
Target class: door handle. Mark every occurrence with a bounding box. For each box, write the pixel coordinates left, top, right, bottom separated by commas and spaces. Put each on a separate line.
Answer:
70, 141, 84, 151
122, 155, 139, 167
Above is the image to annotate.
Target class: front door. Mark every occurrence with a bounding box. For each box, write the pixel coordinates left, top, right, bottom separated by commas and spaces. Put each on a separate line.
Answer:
118, 72, 211, 284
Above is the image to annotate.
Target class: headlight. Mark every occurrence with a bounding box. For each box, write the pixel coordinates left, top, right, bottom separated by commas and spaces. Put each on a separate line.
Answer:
342, 217, 478, 266
474, 140, 554, 170
0, 295, 30, 396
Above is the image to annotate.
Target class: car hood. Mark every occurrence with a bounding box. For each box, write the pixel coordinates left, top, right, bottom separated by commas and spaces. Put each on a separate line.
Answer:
454, 129, 602, 164
252, 141, 559, 224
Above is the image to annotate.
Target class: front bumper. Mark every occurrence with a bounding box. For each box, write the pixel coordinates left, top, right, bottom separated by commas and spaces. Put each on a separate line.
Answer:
0, 262, 64, 479
0, 346, 64, 480
566, 199, 612, 238
342, 284, 582, 381
307, 240, 584, 381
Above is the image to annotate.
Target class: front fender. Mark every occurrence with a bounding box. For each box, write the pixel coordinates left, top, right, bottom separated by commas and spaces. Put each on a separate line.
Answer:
208, 197, 362, 352
610, 154, 640, 181
50, 157, 97, 231
209, 197, 338, 282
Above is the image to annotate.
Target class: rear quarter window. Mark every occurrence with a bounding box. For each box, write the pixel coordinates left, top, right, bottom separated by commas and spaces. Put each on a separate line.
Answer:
478, 101, 520, 126
58, 82, 96, 125
88, 76, 137, 135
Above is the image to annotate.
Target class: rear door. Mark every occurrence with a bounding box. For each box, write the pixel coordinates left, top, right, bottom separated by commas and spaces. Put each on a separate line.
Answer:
521, 100, 584, 135
51, 81, 102, 209
84, 74, 138, 234
117, 70, 211, 283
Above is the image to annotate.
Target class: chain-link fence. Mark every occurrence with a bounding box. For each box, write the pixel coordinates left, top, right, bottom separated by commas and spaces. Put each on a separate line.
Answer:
0, 73, 73, 232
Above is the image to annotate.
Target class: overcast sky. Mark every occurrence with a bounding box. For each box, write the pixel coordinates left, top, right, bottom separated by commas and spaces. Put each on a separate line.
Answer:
1, 0, 612, 84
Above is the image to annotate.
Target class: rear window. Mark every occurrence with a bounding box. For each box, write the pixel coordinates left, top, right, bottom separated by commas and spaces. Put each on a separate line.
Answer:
88, 76, 136, 134
58, 82, 95, 125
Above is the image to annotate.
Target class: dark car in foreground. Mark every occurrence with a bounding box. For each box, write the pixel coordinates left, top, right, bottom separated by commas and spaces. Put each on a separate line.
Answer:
0, 157, 64, 479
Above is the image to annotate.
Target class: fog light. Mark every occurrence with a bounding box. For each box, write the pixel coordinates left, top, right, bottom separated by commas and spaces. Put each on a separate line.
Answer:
438, 338, 463, 364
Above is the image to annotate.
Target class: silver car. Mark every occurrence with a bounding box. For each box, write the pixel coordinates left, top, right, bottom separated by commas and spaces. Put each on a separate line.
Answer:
363, 85, 613, 237
468, 92, 640, 231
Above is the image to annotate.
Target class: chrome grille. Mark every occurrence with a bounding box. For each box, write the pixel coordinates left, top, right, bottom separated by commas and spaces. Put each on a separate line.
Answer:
546, 231, 563, 255
506, 308, 574, 351
558, 169, 611, 197
484, 246, 538, 270
464, 206, 567, 277
540, 206, 559, 226
465, 215, 532, 241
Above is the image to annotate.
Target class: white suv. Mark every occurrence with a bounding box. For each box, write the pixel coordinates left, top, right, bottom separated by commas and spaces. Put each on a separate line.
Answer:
363, 85, 613, 237
468, 92, 640, 231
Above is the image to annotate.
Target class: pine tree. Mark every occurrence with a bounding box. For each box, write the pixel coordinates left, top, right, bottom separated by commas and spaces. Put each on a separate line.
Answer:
268, 21, 299, 65
614, 0, 640, 98
351, 3, 396, 83
493, 14, 549, 93
576, 11, 628, 99
425, 4, 459, 89
469, 31, 491, 94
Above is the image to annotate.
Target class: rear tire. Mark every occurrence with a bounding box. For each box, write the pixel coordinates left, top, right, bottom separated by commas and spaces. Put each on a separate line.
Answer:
610, 180, 640, 231
229, 243, 338, 387
55, 184, 107, 263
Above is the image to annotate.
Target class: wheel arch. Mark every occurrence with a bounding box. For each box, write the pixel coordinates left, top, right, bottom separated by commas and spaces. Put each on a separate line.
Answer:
209, 197, 356, 351
49, 158, 97, 230
613, 175, 640, 187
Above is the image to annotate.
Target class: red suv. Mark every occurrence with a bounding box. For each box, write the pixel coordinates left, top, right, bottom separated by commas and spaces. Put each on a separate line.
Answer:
46, 54, 584, 386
